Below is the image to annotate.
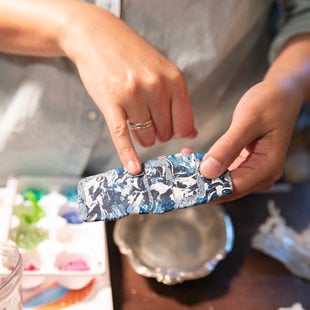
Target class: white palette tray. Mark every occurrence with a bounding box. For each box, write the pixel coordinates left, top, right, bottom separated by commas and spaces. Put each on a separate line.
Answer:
0, 176, 113, 309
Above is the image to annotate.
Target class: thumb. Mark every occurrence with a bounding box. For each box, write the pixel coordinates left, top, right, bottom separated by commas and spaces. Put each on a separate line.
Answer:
200, 128, 252, 179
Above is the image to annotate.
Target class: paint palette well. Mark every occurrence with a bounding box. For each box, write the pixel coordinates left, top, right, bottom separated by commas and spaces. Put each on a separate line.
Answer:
5, 176, 106, 290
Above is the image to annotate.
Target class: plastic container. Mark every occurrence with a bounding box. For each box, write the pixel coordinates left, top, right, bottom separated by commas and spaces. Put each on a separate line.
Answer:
0, 242, 23, 309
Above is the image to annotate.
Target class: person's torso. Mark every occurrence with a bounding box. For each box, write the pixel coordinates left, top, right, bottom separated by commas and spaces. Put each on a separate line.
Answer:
0, 0, 275, 179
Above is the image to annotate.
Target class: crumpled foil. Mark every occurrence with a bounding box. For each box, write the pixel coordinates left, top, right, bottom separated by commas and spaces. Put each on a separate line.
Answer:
251, 200, 310, 281
278, 303, 305, 310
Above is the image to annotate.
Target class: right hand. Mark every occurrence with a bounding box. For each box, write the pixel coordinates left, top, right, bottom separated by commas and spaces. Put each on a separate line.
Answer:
61, 2, 197, 174
0, 0, 197, 175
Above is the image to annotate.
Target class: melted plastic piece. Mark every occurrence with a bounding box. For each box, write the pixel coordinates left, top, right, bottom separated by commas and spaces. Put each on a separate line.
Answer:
252, 200, 310, 281
77, 153, 233, 222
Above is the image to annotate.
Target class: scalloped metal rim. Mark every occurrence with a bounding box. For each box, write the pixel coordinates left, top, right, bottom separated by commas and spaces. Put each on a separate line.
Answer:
113, 205, 234, 285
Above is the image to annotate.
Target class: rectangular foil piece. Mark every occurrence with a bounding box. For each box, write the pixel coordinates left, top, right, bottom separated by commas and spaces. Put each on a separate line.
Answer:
77, 153, 233, 222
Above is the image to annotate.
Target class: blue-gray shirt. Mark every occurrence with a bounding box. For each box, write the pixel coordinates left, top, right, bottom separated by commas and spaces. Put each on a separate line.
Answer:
0, 0, 309, 181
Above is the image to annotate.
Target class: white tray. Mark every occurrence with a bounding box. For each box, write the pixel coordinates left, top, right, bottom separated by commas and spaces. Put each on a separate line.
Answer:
0, 176, 113, 309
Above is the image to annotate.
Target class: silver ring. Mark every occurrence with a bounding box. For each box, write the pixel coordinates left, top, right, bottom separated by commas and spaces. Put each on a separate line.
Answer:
128, 118, 153, 130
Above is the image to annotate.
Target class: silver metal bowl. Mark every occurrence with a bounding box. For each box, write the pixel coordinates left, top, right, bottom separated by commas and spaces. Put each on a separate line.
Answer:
113, 204, 234, 285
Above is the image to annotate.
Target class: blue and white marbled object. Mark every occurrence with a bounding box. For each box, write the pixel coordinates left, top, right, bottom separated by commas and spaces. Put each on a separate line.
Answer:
77, 153, 233, 222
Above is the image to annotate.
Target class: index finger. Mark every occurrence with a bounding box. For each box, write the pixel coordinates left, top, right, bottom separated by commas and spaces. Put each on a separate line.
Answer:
103, 107, 142, 175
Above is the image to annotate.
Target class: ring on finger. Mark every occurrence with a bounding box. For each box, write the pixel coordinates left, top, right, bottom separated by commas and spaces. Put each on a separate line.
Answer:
128, 118, 153, 130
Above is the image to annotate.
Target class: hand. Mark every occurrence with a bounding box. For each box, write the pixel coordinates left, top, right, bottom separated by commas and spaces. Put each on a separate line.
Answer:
0, 0, 197, 175
185, 34, 310, 201
61, 3, 197, 174
196, 80, 303, 201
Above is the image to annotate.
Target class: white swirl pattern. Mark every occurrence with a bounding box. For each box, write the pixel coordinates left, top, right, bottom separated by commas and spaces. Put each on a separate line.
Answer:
77, 153, 233, 221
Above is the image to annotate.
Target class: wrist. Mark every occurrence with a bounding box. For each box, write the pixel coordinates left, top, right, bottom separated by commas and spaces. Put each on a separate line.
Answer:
262, 78, 304, 109
264, 34, 310, 103
58, 2, 118, 64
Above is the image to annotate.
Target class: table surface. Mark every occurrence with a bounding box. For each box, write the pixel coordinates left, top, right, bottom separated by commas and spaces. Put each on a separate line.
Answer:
106, 182, 310, 310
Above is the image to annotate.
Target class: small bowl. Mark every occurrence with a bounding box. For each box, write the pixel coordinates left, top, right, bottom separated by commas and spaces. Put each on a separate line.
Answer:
38, 192, 68, 216
54, 250, 95, 290
113, 204, 234, 285
21, 251, 45, 290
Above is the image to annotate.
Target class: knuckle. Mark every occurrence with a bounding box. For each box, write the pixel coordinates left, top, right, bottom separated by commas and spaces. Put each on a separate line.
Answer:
169, 66, 185, 84
123, 75, 139, 97
157, 132, 172, 142
119, 145, 133, 158
265, 165, 283, 184
178, 126, 195, 138
145, 73, 161, 90
115, 140, 133, 159
110, 123, 136, 158
110, 122, 127, 139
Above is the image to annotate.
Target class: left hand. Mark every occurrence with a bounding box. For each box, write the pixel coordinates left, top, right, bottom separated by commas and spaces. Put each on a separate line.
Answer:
184, 80, 303, 201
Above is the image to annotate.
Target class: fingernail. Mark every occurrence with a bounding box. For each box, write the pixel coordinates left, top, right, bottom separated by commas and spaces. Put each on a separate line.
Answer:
127, 160, 141, 175
200, 157, 222, 178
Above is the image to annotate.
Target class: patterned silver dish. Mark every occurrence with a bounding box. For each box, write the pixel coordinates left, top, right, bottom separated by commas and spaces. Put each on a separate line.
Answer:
113, 203, 234, 285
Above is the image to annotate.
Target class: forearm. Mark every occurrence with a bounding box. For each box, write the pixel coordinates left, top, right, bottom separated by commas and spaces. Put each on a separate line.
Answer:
0, 0, 74, 56
0, 0, 119, 59
264, 34, 310, 103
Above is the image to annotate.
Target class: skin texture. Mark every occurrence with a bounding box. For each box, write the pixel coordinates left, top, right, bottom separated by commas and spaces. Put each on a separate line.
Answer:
0, 0, 309, 201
